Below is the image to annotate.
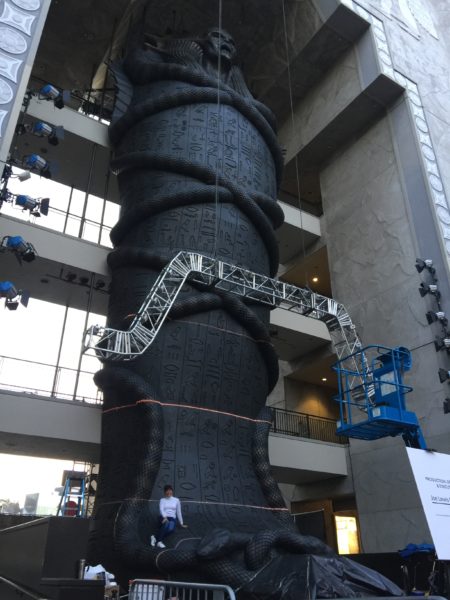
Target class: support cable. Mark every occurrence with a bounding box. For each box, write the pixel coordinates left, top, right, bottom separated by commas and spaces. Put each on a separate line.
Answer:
214, 0, 224, 260
281, 0, 307, 270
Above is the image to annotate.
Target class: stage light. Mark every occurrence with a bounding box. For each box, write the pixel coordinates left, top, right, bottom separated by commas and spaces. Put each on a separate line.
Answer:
426, 311, 448, 326
79, 276, 89, 286
438, 368, 450, 383
24, 154, 51, 178
40, 83, 65, 109
0, 281, 29, 310
1, 235, 37, 264
0, 281, 18, 300
15, 195, 50, 217
66, 272, 77, 283
434, 336, 450, 352
444, 398, 450, 414
32, 121, 64, 146
95, 280, 106, 290
419, 282, 440, 299
17, 170, 31, 182
416, 258, 435, 274
15, 123, 28, 136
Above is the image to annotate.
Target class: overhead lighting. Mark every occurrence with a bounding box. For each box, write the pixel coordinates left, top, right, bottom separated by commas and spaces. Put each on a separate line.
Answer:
1, 164, 30, 183
17, 170, 31, 182
415, 258, 435, 274
24, 154, 52, 178
32, 121, 64, 146
40, 83, 66, 109
434, 336, 450, 352
321, 377, 327, 382
426, 311, 447, 326
0, 281, 29, 309
15, 121, 64, 146
312, 277, 319, 283
0, 235, 37, 264
419, 282, 440, 299
15, 195, 50, 217
438, 368, 450, 383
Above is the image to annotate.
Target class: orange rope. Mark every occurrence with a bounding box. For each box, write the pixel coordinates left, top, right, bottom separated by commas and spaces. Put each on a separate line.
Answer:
103, 396, 272, 424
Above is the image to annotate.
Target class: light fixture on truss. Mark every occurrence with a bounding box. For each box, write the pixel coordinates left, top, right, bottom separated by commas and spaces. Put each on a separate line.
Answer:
0, 281, 30, 310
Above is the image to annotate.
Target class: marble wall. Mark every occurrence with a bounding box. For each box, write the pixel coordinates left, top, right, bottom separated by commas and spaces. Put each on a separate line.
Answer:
320, 111, 450, 550
268, 0, 450, 554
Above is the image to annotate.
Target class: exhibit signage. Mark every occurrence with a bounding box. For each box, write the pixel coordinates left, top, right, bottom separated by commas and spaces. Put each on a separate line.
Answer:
406, 447, 450, 559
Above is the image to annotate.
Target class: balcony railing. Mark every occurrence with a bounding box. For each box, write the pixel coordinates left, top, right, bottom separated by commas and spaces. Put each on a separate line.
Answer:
0, 356, 346, 444
0, 355, 102, 405
271, 406, 348, 445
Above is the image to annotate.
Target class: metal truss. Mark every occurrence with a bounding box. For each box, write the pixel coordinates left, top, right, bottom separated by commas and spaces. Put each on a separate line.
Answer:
84, 251, 362, 368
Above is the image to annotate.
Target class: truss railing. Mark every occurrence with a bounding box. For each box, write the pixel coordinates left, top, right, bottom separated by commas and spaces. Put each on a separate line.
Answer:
84, 250, 362, 369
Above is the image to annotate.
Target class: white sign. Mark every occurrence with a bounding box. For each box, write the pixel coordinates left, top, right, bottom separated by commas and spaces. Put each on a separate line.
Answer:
406, 448, 450, 559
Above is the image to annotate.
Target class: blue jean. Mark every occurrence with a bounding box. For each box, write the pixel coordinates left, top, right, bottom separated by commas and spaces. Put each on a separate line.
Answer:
156, 516, 176, 542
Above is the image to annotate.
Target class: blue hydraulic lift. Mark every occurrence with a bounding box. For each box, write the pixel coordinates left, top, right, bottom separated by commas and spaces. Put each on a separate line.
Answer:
333, 345, 427, 449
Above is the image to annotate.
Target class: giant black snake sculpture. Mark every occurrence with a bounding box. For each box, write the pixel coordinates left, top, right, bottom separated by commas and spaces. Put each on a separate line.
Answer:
87, 28, 402, 598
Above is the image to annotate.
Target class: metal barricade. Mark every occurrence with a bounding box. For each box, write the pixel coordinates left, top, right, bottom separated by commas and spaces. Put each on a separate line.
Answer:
129, 579, 236, 600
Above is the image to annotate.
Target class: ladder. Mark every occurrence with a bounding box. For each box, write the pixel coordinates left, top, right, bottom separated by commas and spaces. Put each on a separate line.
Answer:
70, 461, 99, 517
56, 470, 86, 517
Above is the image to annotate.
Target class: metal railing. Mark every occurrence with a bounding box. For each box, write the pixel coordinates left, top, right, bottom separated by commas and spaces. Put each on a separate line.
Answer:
0, 355, 102, 404
0, 575, 49, 600
0, 355, 346, 442
271, 407, 348, 445
129, 579, 236, 600
47, 204, 113, 248
1, 199, 114, 248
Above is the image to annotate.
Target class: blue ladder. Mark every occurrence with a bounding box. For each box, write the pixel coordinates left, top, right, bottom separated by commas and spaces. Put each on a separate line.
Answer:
57, 471, 86, 517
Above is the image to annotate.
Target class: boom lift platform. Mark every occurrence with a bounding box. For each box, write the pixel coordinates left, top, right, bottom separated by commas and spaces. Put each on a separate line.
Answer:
333, 345, 426, 449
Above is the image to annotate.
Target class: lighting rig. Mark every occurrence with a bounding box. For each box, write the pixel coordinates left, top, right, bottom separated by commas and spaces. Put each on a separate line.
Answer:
16, 120, 64, 147
0, 235, 37, 264
417, 258, 450, 413
23, 153, 53, 179
0, 281, 29, 310
0, 164, 50, 217
23, 83, 69, 112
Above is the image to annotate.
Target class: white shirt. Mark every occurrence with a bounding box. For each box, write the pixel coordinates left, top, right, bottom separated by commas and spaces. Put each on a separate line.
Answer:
159, 496, 183, 524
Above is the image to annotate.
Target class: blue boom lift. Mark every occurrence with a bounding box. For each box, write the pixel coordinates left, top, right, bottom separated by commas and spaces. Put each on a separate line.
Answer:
333, 345, 426, 449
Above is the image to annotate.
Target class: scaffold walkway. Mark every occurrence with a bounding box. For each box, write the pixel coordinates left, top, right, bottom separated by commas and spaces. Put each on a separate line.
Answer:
84, 251, 362, 368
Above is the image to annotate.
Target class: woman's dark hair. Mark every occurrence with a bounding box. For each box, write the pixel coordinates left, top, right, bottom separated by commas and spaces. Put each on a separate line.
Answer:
164, 484, 173, 493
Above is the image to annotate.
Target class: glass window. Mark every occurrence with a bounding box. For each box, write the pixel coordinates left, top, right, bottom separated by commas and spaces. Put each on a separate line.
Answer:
335, 514, 360, 554
64, 214, 82, 237
68, 188, 86, 217
0, 298, 65, 364
102, 200, 120, 227
44, 207, 67, 233
8, 170, 71, 214
58, 306, 88, 369
0, 454, 75, 515
82, 219, 101, 243
100, 227, 113, 248
85, 193, 104, 223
